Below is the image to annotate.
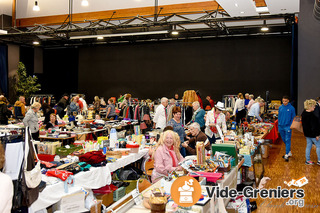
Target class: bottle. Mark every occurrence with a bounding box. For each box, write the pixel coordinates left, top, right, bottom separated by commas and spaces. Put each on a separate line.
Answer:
110, 128, 118, 148
141, 136, 146, 149
115, 140, 119, 149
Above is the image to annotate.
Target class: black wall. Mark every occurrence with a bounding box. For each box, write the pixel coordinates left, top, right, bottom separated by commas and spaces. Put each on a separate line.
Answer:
298, 0, 320, 114
20, 46, 34, 76
78, 36, 292, 102
42, 47, 78, 97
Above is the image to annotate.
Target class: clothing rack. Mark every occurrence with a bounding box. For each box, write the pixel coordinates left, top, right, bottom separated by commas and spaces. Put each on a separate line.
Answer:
222, 95, 238, 109
30, 94, 55, 106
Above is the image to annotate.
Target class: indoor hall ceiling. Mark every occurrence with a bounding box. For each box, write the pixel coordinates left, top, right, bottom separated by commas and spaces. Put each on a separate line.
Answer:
0, 0, 299, 47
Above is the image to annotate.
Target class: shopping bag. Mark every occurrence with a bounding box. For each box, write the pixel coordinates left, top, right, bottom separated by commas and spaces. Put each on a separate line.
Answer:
290, 116, 303, 133
24, 127, 42, 189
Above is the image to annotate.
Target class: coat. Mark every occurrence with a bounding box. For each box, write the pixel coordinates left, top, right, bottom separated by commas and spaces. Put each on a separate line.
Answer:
0, 102, 11, 124
151, 145, 183, 183
13, 101, 26, 117
23, 109, 39, 133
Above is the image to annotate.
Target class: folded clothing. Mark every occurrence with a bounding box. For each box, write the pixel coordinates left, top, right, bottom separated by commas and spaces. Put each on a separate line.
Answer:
79, 151, 106, 165
46, 169, 73, 181
78, 162, 91, 171
40, 161, 57, 169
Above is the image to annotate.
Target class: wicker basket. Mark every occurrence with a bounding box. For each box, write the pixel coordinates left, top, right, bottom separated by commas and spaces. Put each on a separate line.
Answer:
105, 151, 122, 159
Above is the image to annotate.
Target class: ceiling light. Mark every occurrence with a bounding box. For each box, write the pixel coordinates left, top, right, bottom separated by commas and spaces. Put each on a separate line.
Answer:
81, 0, 89, 7
97, 36, 104, 40
240, 11, 245, 14
256, 7, 269, 13
235, 3, 238, 7
70, 30, 169, 40
33, 1, 40, 11
261, 20, 269, 31
171, 31, 179, 35
171, 25, 179, 35
33, 41, 40, 45
0, 30, 7, 34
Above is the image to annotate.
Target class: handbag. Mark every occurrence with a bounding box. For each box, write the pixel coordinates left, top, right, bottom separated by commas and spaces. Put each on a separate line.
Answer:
24, 127, 42, 189
290, 116, 303, 133
12, 161, 24, 210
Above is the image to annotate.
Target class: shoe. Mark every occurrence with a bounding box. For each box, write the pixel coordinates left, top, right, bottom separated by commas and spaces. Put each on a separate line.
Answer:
305, 161, 314, 165
317, 161, 320, 166
282, 155, 289, 162
288, 152, 292, 157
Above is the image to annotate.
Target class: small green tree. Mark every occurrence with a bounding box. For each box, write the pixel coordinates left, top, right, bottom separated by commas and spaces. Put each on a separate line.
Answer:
15, 62, 41, 99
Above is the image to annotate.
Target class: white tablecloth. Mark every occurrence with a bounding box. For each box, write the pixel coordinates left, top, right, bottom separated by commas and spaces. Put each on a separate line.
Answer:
31, 149, 149, 212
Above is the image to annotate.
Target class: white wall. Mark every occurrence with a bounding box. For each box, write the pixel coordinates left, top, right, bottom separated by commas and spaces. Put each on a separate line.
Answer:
0, 0, 12, 16
16, 0, 212, 19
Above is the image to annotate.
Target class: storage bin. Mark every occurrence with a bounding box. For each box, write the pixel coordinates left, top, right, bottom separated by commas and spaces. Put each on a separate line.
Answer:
38, 154, 55, 162
113, 187, 126, 201
126, 144, 139, 153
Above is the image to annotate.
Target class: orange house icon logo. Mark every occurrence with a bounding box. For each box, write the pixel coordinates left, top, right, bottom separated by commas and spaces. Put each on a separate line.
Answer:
171, 176, 202, 207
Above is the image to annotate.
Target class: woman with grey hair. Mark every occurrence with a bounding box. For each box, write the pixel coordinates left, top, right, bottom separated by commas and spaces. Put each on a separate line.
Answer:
23, 102, 41, 140
182, 122, 210, 156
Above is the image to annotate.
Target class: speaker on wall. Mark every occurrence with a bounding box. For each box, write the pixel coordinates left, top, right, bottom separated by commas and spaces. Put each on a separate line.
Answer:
314, 0, 320, 21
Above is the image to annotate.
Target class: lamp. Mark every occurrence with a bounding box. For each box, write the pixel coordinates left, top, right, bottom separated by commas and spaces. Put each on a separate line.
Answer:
81, 0, 89, 7
33, 41, 40, 45
70, 30, 169, 40
261, 20, 269, 31
33, 1, 40, 11
171, 25, 179, 35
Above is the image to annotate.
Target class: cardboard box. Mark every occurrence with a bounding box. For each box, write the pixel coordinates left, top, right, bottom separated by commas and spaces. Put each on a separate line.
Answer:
52, 192, 87, 213
95, 192, 114, 207
90, 200, 102, 213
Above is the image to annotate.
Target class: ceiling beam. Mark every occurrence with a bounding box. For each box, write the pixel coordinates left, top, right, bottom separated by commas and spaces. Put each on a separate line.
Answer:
16, 1, 220, 27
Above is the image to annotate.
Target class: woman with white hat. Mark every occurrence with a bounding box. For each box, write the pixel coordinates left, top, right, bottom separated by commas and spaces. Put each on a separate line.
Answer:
205, 101, 227, 143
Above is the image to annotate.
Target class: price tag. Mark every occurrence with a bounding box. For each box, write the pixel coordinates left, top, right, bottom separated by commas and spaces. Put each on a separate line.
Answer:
132, 189, 142, 205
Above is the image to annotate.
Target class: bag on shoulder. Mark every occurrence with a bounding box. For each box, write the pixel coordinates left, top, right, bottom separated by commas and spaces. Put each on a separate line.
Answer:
290, 116, 303, 133
24, 127, 42, 189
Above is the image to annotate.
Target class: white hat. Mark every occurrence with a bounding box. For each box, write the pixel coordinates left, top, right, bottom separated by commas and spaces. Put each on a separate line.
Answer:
215, 101, 225, 111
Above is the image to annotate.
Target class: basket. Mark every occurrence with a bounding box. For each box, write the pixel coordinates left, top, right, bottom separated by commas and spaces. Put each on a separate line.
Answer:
55, 145, 82, 156
113, 187, 126, 202
105, 151, 122, 159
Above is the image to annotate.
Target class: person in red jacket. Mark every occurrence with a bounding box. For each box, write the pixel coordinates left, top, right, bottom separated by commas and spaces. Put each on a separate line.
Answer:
206, 96, 215, 108
74, 96, 83, 111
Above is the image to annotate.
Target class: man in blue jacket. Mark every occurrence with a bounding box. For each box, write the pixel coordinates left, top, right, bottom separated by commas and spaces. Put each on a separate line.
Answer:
278, 96, 296, 161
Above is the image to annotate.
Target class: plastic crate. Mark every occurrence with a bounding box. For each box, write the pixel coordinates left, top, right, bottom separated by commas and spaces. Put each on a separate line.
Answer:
113, 187, 126, 202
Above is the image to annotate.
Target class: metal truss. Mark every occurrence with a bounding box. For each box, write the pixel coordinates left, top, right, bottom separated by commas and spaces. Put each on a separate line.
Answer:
0, 9, 295, 46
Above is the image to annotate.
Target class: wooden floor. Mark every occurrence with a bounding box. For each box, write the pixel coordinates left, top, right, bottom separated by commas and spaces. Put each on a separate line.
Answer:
255, 130, 320, 213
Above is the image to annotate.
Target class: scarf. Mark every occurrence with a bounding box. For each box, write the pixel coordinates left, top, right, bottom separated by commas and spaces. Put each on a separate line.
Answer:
167, 146, 178, 167
191, 107, 201, 122
210, 111, 219, 134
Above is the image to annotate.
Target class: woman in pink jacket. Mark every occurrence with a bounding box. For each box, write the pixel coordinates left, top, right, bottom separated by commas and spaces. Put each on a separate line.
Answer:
151, 130, 184, 183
